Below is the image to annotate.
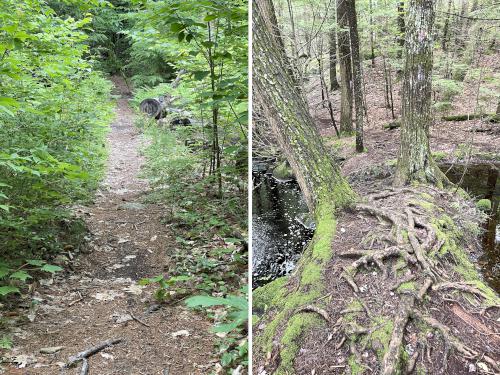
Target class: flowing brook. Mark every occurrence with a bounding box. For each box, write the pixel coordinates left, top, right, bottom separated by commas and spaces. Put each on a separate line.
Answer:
4, 77, 215, 374
253, 163, 499, 292
252, 172, 313, 287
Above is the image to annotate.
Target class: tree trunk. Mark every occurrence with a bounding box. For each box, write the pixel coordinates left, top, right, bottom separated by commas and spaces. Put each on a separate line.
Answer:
441, 0, 452, 51
394, 0, 447, 186
253, 0, 355, 214
397, 1, 405, 57
369, 0, 375, 66
337, 0, 354, 134
328, 29, 340, 90
346, 0, 364, 153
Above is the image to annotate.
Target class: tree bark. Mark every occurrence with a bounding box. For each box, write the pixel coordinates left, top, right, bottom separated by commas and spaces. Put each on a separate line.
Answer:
346, 0, 364, 153
328, 29, 340, 90
394, 0, 447, 186
337, 0, 354, 134
253, 0, 355, 214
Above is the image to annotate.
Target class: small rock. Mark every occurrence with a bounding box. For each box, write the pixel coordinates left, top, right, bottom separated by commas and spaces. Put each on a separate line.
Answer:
340, 227, 346, 233
469, 363, 476, 372
40, 346, 63, 354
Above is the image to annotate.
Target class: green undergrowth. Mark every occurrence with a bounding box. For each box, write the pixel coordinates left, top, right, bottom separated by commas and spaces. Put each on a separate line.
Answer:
254, 201, 337, 373
136, 107, 248, 372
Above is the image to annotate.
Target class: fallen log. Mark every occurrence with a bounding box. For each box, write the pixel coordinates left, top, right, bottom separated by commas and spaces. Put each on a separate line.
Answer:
441, 113, 493, 121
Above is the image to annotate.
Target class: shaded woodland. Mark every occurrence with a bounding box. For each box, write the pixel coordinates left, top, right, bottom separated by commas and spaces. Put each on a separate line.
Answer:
252, 0, 499, 373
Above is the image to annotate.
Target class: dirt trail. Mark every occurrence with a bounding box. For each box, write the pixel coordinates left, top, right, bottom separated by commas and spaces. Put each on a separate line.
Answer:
5, 77, 215, 375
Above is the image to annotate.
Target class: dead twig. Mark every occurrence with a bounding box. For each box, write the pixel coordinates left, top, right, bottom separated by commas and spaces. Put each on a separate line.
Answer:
68, 291, 84, 307
127, 310, 150, 328
67, 338, 123, 368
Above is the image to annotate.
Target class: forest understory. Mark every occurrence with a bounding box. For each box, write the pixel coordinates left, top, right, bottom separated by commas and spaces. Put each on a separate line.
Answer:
253, 50, 499, 374
1, 78, 221, 374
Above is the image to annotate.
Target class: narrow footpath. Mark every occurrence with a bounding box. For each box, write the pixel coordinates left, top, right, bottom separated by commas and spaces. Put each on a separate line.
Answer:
5, 78, 216, 375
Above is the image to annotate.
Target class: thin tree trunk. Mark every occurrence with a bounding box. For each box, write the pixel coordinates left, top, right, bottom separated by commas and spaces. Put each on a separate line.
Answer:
329, 29, 340, 90
346, 0, 364, 152
397, 1, 405, 57
369, 0, 375, 66
441, 0, 452, 51
337, 0, 353, 134
394, 0, 447, 186
253, 0, 355, 213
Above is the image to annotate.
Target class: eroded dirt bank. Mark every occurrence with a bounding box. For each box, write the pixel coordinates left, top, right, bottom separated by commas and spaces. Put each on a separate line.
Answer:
3, 78, 216, 374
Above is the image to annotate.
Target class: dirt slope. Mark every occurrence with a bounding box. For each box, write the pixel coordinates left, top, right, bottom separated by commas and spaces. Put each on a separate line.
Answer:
3, 77, 216, 375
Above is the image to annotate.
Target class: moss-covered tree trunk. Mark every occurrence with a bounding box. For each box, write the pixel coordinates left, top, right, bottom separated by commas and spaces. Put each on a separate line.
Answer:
394, 0, 446, 186
337, 0, 354, 134
329, 29, 340, 91
346, 0, 364, 153
253, 0, 355, 215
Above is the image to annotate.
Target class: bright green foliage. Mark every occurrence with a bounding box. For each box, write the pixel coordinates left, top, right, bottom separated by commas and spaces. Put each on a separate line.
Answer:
476, 198, 492, 211
0, 0, 114, 294
127, 0, 248, 197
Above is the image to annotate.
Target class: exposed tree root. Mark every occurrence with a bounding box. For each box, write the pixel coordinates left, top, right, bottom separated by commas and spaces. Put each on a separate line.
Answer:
413, 312, 500, 372
432, 282, 493, 300
296, 305, 332, 323
381, 295, 415, 375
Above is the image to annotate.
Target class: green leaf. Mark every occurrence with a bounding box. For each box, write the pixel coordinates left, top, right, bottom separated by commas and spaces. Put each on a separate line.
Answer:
0, 286, 20, 296
192, 71, 210, 81
40, 264, 63, 273
0, 205, 10, 212
0, 336, 13, 349
10, 271, 31, 281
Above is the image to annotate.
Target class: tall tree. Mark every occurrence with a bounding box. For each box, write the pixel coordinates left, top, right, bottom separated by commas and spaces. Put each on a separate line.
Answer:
328, 29, 340, 90
337, 0, 353, 133
253, 0, 355, 215
346, 0, 364, 152
394, 0, 447, 186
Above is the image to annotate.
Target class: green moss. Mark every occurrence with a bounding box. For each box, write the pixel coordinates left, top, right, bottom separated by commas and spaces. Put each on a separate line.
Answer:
476, 199, 492, 211
363, 317, 394, 361
431, 215, 499, 306
278, 314, 323, 373
253, 277, 288, 310
254, 200, 340, 371
273, 160, 294, 180
385, 159, 397, 167
431, 151, 447, 161
409, 199, 435, 212
348, 355, 366, 374
420, 192, 434, 201
397, 281, 417, 293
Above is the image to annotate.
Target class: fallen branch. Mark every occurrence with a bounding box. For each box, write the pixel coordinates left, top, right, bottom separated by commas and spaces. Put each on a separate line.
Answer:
67, 338, 123, 368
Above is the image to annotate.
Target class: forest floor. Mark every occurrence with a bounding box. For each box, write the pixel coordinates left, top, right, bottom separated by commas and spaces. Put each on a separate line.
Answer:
2, 77, 218, 374
254, 55, 499, 374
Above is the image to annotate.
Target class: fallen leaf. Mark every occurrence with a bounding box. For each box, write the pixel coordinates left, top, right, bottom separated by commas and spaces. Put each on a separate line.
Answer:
40, 346, 63, 354
123, 284, 144, 295
171, 330, 190, 338
100, 352, 114, 360
13, 354, 36, 368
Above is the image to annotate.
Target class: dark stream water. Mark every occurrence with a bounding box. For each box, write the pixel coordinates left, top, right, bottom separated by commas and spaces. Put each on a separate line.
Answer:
441, 163, 499, 292
252, 173, 313, 287
252, 163, 499, 292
